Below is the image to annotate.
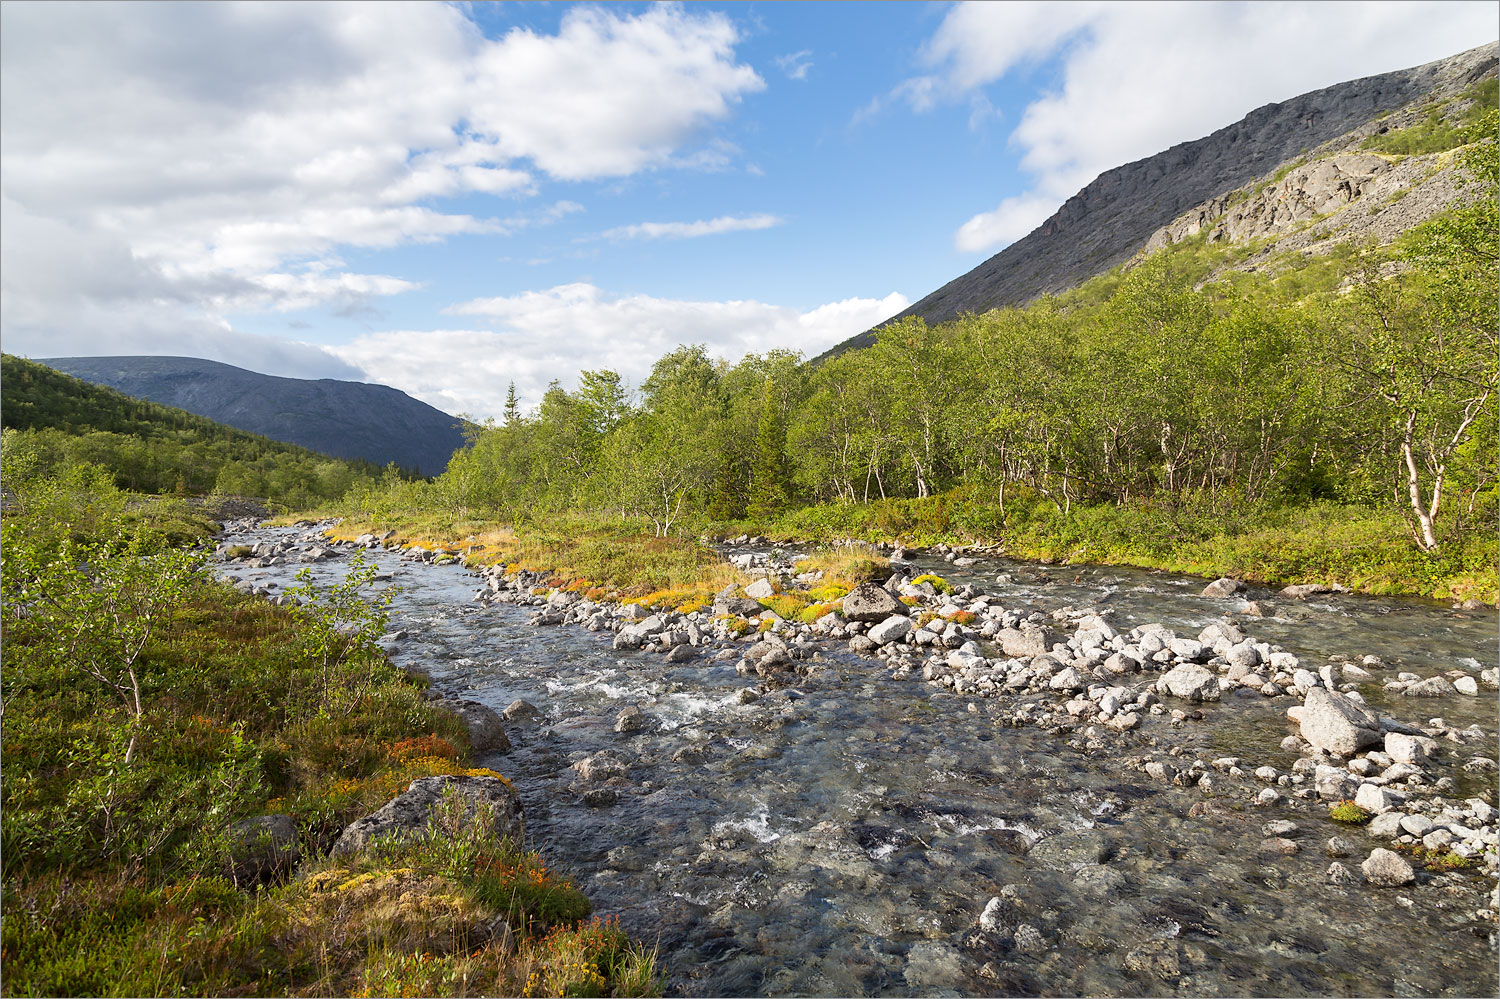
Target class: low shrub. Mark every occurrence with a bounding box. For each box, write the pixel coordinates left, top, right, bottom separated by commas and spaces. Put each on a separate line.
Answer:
1329, 800, 1372, 824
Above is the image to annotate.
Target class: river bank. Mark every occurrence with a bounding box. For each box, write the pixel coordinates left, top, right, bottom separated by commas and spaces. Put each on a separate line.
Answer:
0, 508, 660, 998
221, 515, 1499, 996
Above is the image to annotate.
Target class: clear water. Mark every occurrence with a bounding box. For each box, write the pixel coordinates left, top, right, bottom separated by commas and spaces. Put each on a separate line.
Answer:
221, 527, 1499, 997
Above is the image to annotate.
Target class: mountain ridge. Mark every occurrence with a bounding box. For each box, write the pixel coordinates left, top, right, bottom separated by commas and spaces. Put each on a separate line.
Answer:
820, 41, 1498, 358
38, 355, 467, 476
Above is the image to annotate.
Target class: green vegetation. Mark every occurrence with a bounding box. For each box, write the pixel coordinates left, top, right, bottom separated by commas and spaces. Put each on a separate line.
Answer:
1329, 800, 1373, 824
1, 354, 406, 508
0, 481, 658, 997
324, 167, 1497, 602
1363, 78, 1499, 156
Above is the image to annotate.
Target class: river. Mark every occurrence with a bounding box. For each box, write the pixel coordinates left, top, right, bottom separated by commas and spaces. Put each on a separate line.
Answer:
219, 523, 1498, 997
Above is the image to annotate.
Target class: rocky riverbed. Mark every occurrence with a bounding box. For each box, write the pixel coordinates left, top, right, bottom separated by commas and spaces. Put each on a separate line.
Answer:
215, 520, 1499, 997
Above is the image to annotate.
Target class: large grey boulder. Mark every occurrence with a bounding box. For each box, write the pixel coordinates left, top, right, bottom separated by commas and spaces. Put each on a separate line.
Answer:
842, 583, 906, 622
1299, 686, 1381, 755
868, 615, 914, 645
332, 775, 524, 856
437, 698, 511, 753
1157, 663, 1221, 702
998, 625, 1056, 659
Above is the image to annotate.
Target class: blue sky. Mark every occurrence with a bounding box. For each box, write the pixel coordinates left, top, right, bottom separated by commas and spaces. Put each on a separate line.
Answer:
2, 1, 1495, 419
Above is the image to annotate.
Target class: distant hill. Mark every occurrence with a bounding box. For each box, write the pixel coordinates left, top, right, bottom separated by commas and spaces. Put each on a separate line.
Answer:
1, 353, 389, 503
40, 356, 467, 476
820, 41, 1498, 359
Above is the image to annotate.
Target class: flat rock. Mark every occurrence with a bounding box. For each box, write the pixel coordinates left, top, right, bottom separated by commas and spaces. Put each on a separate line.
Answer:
332, 775, 523, 857
998, 625, 1056, 659
1402, 676, 1456, 697
1281, 583, 1332, 599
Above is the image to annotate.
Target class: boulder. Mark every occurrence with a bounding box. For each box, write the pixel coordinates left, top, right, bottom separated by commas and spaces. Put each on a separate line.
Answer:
332, 775, 523, 857
1313, 764, 1358, 801
713, 595, 765, 617
998, 625, 1056, 659
228, 814, 300, 883
1354, 782, 1404, 815
437, 699, 511, 753
574, 750, 630, 783
614, 706, 645, 733
1298, 686, 1380, 755
1383, 732, 1429, 765
842, 583, 906, 622
1157, 663, 1221, 702
743, 577, 776, 600
1360, 848, 1415, 887
502, 699, 545, 725
1402, 676, 1455, 697
868, 615, 914, 645
1201, 577, 1246, 598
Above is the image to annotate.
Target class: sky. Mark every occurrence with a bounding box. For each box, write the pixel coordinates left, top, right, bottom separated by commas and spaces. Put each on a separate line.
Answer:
2, 1, 1495, 421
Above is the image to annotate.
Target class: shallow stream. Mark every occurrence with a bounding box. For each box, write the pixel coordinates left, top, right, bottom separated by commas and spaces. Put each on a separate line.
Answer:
221, 526, 1498, 997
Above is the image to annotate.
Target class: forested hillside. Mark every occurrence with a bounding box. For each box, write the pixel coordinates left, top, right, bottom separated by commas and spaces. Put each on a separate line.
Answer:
42, 355, 468, 476
1, 355, 397, 508
339, 127, 1497, 600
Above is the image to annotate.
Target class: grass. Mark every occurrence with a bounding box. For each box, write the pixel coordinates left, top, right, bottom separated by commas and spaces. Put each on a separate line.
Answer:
1, 500, 661, 997
313, 512, 744, 603
705, 484, 1497, 604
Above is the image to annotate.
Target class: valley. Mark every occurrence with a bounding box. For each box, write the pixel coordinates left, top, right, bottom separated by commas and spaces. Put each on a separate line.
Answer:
2, 32, 1496, 999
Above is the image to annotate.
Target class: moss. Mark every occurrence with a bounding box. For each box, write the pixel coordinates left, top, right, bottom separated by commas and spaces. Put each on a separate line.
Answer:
910, 573, 952, 593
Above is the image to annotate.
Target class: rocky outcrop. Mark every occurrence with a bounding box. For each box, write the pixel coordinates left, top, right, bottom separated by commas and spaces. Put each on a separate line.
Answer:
332, 775, 524, 857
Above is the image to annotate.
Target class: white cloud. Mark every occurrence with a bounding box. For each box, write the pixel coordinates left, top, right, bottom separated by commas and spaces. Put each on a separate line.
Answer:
954, 192, 1061, 253
776, 49, 815, 81
598, 214, 785, 241
335, 284, 910, 418
1, 2, 762, 347
902, 1, 1499, 254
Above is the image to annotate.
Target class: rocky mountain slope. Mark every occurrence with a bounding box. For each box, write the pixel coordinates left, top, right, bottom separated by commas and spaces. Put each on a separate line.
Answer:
41, 356, 466, 476
823, 42, 1497, 357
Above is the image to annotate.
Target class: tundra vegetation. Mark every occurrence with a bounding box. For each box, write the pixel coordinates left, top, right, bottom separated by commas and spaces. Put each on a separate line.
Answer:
0, 469, 659, 997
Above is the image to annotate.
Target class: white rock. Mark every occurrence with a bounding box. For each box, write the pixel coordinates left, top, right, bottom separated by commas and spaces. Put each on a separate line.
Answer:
1361, 848, 1415, 886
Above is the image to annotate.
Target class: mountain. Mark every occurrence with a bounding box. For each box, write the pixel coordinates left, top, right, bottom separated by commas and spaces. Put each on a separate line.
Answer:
822, 42, 1498, 358
38, 356, 467, 476
1, 353, 387, 505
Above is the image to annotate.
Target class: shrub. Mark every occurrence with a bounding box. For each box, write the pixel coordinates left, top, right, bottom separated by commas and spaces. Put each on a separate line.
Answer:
910, 573, 952, 593
1329, 800, 1372, 824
